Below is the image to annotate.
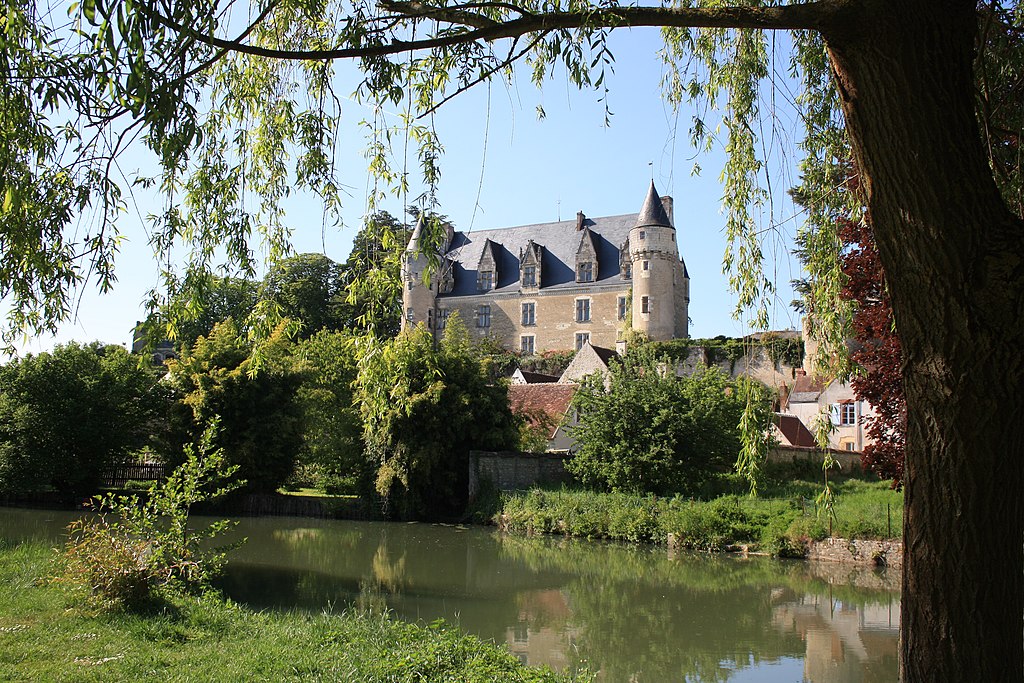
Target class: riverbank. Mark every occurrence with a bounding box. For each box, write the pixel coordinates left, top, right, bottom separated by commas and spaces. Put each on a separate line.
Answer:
0, 540, 586, 682
481, 471, 903, 561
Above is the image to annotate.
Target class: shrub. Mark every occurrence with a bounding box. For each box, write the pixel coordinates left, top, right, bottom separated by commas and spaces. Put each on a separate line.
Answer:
54, 422, 244, 610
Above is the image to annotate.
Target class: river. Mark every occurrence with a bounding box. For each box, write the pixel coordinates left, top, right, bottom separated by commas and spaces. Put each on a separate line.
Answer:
0, 508, 899, 682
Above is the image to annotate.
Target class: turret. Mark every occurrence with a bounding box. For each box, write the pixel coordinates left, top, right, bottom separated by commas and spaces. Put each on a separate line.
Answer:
401, 215, 442, 333
629, 182, 689, 340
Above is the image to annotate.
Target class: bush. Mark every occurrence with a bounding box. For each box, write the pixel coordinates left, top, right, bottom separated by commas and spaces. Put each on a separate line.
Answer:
54, 422, 244, 610
659, 497, 765, 552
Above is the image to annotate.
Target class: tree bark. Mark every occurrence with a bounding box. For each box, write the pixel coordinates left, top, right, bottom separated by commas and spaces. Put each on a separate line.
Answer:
822, 1, 1024, 680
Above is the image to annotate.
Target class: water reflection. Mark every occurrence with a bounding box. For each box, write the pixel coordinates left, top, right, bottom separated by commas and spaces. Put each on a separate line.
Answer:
0, 509, 899, 682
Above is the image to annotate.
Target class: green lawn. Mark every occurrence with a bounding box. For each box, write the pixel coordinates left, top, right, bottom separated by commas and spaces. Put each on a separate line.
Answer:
0, 541, 586, 683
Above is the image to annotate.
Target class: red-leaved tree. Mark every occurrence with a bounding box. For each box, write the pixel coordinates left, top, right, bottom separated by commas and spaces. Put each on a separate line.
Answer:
839, 215, 907, 487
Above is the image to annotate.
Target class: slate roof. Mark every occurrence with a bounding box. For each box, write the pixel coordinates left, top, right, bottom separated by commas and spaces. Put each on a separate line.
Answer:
787, 375, 827, 405
635, 181, 673, 228
440, 212, 638, 297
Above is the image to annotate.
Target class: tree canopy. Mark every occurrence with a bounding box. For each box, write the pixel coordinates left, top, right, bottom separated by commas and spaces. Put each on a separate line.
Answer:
3, 0, 1024, 678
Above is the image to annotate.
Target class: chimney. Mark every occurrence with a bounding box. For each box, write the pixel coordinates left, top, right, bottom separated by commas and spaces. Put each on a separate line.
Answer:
576, 211, 585, 231
660, 196, 674, 226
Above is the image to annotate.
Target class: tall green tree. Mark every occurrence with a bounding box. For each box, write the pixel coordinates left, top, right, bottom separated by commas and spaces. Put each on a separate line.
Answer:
3, 0, 1023, 676
0, 343, 160, 501
357, 315, 520, 518
166, 320, 303, 493
260, 253, 346, 339
340, 211, 410, 338
569, 347, 772, 497
155, 275, 260, 352
289, 329, 368, 493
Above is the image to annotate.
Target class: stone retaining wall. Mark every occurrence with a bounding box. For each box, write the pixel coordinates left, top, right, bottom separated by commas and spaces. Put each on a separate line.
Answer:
807, 537, 903, 569
469, 450, 575, 499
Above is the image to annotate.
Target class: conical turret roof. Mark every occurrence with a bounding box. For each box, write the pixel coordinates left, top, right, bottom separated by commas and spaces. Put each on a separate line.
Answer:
406, 214, 427, 251
634, 181, 672, 229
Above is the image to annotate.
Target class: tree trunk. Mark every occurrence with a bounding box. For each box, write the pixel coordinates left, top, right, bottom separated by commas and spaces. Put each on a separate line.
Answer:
822, 1, 1024, 680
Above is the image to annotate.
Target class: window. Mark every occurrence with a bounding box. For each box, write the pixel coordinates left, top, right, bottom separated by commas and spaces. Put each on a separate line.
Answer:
622, 262, 632, 279
577, 262, 593, 283
845, 442, 856, 451
642, 260, 650, 271
641, 296, 650, 314
406, 308, 414, 322
841, 402, 857, 425
638, 230, 646, 240
478, 270, 494, 291
477, 305, 491, 328
575, 332, 590, 350
520, 335, 535, 354
617, 296, 628, 321
427, 309, 433, 330
575, 298, 591, 323
407, 279, 414, 291
437, 309, 450, 330
522, 265, 536, 287
521, 302, 536, 326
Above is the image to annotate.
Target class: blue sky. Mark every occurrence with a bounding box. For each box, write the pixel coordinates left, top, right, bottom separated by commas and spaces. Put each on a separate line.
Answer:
15, 27, 806, 354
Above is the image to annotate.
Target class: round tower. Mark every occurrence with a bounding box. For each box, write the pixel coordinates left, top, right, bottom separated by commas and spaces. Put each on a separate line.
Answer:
401, 215, 438, 332
630, 182, 683, 341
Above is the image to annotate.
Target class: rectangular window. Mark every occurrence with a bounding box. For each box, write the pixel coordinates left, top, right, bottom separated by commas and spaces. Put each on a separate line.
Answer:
642, 260, 650, 271
478, 271, 494, 291
641, 296, 650, 314
407, 279, 414, 291
477, 305, 491, 328
617, 296, 628, 321
639, 230, 646, 240
577, 262, 593, 283
520, 335, 535, 355
841, 403, 857, 425
845, 442, 856, 451
622, 262, 632, 279
406, 308, 414, 322
522, 265, 536, 287
575, 298, 591, 323
521, 302, 536, 326
427, 309, 433, 330
437, 309, 450, 330
575, 332, 590, 350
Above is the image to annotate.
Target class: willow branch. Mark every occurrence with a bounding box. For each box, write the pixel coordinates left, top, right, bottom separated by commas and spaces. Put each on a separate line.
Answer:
144, 1, 838, 62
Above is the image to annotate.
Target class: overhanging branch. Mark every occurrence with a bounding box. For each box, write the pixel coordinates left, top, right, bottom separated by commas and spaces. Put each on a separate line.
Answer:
146, 1, 836, 62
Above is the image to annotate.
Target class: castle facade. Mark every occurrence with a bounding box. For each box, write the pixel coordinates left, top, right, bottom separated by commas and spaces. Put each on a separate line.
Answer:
402, 182, 690, 353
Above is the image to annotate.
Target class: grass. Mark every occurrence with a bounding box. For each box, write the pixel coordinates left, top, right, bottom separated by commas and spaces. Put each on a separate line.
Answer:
489, 464, 903, 557
0, 540, 588, 683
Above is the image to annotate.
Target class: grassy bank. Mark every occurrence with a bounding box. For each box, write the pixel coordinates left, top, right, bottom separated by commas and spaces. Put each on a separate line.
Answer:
0, 541, 586, 683
485, 467, 902, 557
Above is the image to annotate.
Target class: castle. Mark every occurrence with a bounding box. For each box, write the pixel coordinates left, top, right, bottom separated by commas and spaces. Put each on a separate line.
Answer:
401, 182, 690, 352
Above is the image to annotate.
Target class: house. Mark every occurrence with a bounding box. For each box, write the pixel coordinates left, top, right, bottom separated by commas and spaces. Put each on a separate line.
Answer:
780, 372, 876, 452
507, 383, 579, 453
401, 182, 690, 353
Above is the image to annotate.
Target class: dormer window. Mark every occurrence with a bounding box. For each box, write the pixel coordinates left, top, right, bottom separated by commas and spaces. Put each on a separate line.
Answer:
476, 239, 499, 292
520, 240, 543, 289
575, 227, 599, 284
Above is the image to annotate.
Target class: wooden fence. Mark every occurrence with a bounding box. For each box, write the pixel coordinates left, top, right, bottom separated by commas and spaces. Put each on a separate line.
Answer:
102, 462, 165, 489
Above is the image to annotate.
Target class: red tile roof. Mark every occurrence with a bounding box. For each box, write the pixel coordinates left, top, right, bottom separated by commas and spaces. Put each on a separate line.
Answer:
773, 413, 818, 448
508, 384, 578, 437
